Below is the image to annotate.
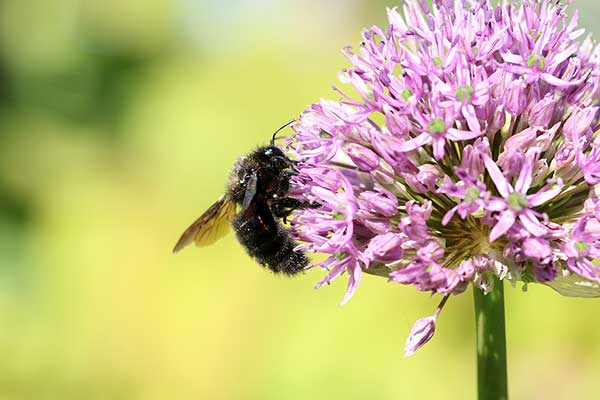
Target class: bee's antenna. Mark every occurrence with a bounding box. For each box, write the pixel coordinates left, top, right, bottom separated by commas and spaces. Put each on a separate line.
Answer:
271, 119, 296, 146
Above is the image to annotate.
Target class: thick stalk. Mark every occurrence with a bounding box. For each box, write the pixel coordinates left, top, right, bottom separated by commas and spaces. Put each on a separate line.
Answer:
473, 280, 508, 400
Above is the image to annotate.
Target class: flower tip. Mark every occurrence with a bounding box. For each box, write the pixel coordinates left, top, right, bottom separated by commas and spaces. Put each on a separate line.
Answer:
339, 291, 354, 306
403, 347, 418, 358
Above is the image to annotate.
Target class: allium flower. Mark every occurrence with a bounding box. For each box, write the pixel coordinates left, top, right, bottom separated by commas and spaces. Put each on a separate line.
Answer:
286, 0, 600, 355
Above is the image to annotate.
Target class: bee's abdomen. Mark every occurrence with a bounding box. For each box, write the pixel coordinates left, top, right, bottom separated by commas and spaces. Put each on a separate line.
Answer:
254, 230, 308, 275
232, 205, 307, 275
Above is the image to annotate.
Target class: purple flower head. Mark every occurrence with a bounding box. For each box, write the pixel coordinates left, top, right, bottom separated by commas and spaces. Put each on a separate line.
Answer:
286, 0, 600, 356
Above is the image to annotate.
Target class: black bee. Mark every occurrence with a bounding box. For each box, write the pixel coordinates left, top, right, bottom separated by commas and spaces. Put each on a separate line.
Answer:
173, 122, 314, 275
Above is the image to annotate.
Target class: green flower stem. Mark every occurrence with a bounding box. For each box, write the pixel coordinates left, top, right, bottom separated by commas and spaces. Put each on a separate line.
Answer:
473, 280, 508, 400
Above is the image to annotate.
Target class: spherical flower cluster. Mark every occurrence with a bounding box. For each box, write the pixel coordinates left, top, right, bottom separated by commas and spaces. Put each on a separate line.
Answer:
286, 0, 600, 355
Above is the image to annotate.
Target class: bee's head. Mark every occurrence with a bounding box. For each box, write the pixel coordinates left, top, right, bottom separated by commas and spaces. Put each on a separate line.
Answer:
260, 146, 293, 170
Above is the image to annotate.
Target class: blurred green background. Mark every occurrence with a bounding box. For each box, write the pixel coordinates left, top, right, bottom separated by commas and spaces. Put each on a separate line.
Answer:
0, 1, 599, 399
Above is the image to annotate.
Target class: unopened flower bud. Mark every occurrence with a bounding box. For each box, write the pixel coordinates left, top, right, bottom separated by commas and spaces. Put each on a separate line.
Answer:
345, 143, 380, 171
526, 94, 558, 128
358, 190, 398, 217
504, 78, 527, 115
564, 106, 598, 141
404, 316, 436, 357
364, 233, 404, 263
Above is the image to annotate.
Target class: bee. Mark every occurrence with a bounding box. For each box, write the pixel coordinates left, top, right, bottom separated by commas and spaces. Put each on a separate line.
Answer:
173, 122, 315, 275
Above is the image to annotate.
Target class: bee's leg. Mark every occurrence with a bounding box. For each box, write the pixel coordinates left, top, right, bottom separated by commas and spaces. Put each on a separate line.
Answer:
275, 169, 298, 196
272, 197, 303, 218
273, 197, 320, 223
288, 160, 299, 174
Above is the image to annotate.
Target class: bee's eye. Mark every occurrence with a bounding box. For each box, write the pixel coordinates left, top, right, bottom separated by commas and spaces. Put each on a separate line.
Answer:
272, 156, 291, 168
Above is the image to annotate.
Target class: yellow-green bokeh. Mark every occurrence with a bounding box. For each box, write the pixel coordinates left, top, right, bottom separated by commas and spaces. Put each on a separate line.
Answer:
0, 1, 598, 399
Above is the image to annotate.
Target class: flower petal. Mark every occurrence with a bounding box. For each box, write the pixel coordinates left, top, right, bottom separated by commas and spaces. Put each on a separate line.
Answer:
397, 132, 432, 152
527, 181, 563, 207
490, 210, 516, 242
340, 262, 363, 305
484, 155, 511, 197
514, 151, 535, 193
447, 128, 483, 141
519, 211, 548, 237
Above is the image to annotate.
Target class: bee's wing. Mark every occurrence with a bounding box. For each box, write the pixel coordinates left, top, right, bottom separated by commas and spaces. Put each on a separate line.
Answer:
241, 171, 258, 211
172, 194, 237, 253
544, 274, 600, 298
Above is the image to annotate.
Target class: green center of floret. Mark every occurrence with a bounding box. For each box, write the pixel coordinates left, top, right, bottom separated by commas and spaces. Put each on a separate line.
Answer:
455, 85, 474, 102
401, 88, 413, 101
333, 211, 345, 220
428, 118, 446, 134
526, 54, 546, 69
464, 187, 480, 204
507, 192, 528, 211
574, 241, 590, 253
